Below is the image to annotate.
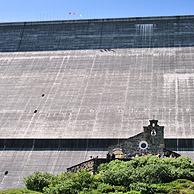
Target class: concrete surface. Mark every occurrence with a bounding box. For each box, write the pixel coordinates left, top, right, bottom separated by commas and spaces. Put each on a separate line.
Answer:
0, 48, 194, 138
0, 15, 193, 52
0, 149, 107, 189
0, 15, 194, 188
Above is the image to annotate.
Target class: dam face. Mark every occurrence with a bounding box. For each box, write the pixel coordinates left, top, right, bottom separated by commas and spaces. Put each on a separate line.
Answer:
0, 15, 194, 188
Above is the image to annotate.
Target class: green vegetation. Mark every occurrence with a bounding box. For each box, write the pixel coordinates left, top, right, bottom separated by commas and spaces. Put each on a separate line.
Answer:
24, 172, 54, 192
0, 188, 41, 194
3, 156, 194, 193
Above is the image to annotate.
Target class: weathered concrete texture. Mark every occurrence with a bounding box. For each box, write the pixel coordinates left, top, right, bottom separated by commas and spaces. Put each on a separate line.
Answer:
0, 47, 194, 138
0, 15, 194, 52
177, 151, 194, 161
0, 149, 107, 189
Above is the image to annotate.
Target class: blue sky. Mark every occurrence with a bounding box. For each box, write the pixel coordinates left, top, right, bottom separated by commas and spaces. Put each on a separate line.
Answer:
0, 0, 194, 22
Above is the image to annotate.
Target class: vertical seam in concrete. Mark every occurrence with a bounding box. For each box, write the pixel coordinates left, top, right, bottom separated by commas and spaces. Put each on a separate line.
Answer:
17, 22, 26, 52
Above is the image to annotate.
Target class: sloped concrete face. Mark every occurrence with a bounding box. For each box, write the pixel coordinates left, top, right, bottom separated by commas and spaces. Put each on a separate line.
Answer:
0, 150, 107, 189
0, 47, 194, 138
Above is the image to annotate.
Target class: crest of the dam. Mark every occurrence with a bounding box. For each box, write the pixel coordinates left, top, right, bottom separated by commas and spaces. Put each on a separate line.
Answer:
0, 15, 194, 188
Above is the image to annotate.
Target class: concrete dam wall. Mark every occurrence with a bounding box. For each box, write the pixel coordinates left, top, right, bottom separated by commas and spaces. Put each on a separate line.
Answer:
0, 15, 194, 188
0, 15, 194, 52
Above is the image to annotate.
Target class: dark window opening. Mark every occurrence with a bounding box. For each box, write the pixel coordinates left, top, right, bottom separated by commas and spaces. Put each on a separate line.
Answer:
141, 143, 147, 149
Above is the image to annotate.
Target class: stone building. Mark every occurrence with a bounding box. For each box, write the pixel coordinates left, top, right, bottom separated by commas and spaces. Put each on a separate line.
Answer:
67, 120, 180, 173
109, 120, 165, 157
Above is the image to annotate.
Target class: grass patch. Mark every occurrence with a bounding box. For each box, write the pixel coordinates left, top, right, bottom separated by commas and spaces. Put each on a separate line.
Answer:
152, 179, 194, 194
0, 189, 41, 194
1, 180, 194, 194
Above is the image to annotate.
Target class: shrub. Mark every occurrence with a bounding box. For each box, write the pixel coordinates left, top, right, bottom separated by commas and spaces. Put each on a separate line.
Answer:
24, 172, 54, 192
113, 185, 127, 192
135, 163, 174, 184
101, 167, 135, 186
43, 170, 95, 194
100, 160, 175, 186
173, 168, 194, 181
79, 190, 101, 194
127, 191, 141, 194
97, 183, 114, 193
49, 172, 74, 186
43, 180, 78, 194
99, 160, 136, 186
24, 156, 194, 193
73, 170, 94, 189
130, 182, 164, 194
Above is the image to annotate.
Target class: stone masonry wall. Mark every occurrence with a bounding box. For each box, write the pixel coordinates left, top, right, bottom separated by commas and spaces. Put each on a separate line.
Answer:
109, 120, 164, 156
